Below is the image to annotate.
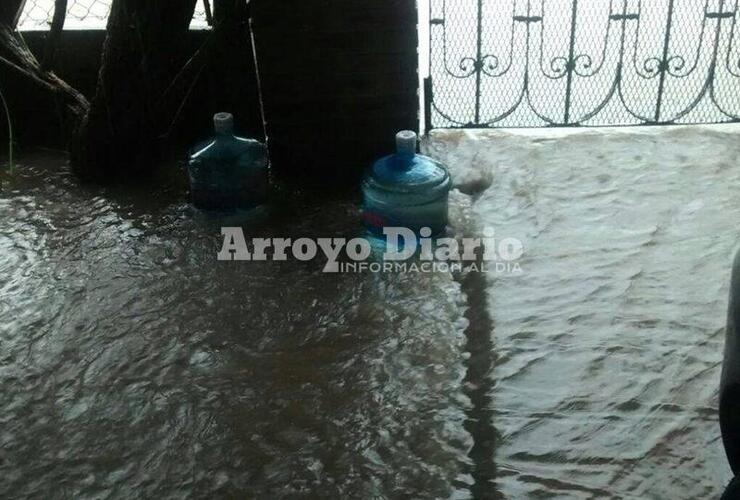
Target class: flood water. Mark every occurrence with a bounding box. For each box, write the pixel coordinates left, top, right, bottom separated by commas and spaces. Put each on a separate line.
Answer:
1, 124, 739, 499
0, 152, 471, 498
427, 124, 740, 498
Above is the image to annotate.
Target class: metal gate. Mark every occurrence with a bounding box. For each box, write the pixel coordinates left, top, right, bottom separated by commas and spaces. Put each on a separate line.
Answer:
425, 0, 740, 129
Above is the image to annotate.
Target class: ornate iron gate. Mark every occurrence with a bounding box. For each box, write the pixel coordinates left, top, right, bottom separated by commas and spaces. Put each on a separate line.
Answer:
425, 0, 740, 129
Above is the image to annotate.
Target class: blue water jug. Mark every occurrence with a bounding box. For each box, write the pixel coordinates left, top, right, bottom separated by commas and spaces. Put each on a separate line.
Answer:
188, 113, 268, 211
362, 131, 451, 236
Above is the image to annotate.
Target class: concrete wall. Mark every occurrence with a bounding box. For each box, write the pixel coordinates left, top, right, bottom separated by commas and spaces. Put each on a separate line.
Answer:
251, 0, 419, 186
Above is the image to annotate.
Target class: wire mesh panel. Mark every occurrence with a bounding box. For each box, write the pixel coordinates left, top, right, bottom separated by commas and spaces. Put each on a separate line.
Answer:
426, 0, 740, 128
17, 0, 210, 30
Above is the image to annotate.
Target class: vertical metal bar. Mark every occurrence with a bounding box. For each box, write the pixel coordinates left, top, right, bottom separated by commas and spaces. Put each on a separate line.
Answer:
708, 1, 726, 82
654, 0, 675, 123
474, 0, 484, 125
616, 0, 628, 93
563, 0, 579, 124
424, 77, 433, 133
426, 0, 434, 131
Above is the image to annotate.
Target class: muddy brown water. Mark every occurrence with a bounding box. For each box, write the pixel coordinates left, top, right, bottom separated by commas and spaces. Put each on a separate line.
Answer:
1, 152, 472, 498
1, 126, 738, 499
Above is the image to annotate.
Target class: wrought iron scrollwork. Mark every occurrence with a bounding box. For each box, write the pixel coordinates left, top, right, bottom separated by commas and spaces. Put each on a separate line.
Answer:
427, 0, 740, 129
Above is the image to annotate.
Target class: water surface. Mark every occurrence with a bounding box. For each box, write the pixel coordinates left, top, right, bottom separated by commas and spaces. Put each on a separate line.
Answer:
2, 124, 738, 499
0, 153, 471, 498
426, 124, 739, 498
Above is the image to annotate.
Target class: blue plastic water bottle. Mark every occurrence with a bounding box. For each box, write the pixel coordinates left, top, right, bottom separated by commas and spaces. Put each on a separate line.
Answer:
362, 130, 451, 237
188, 113, 268, 211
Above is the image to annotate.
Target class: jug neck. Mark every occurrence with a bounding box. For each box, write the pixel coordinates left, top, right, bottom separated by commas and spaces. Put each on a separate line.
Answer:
213, 112, 235, 142
396, 130, 417, 155
215, 130, 235, 142
392, 130, 418, 169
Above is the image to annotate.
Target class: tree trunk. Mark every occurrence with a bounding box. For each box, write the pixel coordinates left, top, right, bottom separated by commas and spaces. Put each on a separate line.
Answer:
0, 0, 89, 143
0, 0, 23, 27
71, 0, 198, 182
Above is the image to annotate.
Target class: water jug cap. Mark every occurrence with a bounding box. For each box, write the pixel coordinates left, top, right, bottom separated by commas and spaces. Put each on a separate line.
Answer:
214, 112, 234, 134
396, 130, 417, 155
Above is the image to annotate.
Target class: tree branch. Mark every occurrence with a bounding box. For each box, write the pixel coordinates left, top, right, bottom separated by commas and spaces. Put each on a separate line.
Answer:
0, 53, 56, 91
203, 0, 213, 26
41, 0, 67, 71
0, 20, 89, 139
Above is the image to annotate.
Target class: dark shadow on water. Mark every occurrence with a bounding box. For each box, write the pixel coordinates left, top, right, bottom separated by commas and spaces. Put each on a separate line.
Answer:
458, 265, 502, 500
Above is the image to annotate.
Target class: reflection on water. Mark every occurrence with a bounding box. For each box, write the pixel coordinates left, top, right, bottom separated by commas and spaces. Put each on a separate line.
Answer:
2, 123, 739, 498
459, 266, 501, 499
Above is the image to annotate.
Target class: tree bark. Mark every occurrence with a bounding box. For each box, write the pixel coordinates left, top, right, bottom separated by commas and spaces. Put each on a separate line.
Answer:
0, 0, 24, 27
0, 0, 88, 142
71, 0, 199, 181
